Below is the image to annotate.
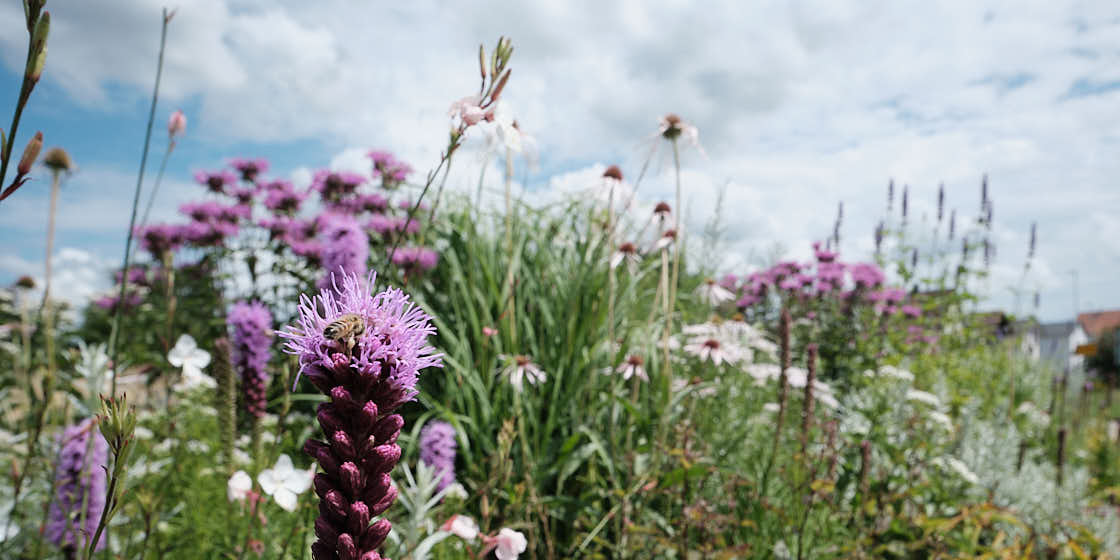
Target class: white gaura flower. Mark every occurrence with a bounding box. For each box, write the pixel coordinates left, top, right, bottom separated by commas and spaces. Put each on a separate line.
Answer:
695, 278, 734, 307
228, 470, 252, 502
442, 514, 479, 540
497, 355, 547, 392
494, 527, 528, 560
906, 389, 941, 408
258, 454, 314, 512
168, 334, 215, 390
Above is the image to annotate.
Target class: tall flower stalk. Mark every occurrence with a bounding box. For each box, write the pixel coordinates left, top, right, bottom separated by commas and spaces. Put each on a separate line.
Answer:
45, 419, 107, 556
229, 301, 274, 461
0, 3, 49, 200
280, 272, 441, 560
107, 8, 175, 396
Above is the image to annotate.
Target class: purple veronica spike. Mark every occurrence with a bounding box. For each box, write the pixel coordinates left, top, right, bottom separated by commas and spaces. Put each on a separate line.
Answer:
280, 272, 441, 560
419, 421, 457, 494
229, 300, 274, 418
318, 214, 368, 291
46, 419, 108, 552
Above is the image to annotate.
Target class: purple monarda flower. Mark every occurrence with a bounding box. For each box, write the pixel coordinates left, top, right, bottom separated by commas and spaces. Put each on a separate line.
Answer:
229, 300, 274, 418
418, 421, 457, 494
280, 272, 441, 560
318, 214, 368, 291
46, 419, 108, 553
194, 170, 238, 194
231, 157, 269, 183
390, 247, 439, 274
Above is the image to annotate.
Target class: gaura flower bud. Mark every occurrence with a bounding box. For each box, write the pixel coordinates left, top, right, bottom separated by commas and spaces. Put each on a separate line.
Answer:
17, 131, 43, 175
168, 109, 187, 139
31, 11, 50, 55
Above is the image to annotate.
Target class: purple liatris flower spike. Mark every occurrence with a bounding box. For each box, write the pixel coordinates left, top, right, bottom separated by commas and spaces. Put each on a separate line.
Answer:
419, 421, 457, 494
280, 272, 441, 560
318, 213, 368, 291
229, 300, 274, 418
46, 419, 108, 552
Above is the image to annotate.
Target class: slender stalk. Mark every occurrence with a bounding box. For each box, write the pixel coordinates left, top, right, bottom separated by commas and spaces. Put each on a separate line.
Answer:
137, 139, 176, 230
667, 139, 682, 320
503, 147, 517, 343
0, 7, 41, 192
424, 152, 454, 228
607, 182, 616, 349
41, 170, 60, 304
108, 9, 172, 396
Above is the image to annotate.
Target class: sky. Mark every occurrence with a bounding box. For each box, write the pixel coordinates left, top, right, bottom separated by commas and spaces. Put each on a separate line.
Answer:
0, 0, 1117, 322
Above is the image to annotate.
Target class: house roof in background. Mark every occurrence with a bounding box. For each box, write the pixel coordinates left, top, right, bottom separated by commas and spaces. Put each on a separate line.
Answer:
1076, 310, 1120, 338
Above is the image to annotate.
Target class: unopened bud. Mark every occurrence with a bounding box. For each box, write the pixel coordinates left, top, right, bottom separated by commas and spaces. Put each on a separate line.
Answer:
17, 131, 43, 175
28, 46, 46, 82
168, 109, 187, 139
490, 69, 511, 103
31, 11, 49, 54
478, 44, 487, 80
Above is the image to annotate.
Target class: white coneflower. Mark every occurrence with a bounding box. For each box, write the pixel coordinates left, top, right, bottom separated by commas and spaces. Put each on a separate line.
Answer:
682, 337, 742, 366
657, 113, 702, 153
497, 354, 547, 392
653, 201, 672, 222
654, 229, 677, 251
745, 363, 782, 385
610, 242, 641, 273
695, 278, 734, 307
905, 389, 941, 407
610, 354, 648, 382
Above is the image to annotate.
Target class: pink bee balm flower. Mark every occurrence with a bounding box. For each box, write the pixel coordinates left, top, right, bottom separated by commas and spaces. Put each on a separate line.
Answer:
168, 109, 186, 139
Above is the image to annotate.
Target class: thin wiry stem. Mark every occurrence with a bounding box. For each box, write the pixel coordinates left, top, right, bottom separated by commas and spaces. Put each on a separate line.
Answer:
137, 139, 176, 230
107, 9, 172, 396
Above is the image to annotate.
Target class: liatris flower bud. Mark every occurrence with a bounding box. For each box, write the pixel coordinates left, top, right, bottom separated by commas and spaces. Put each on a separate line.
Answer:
901, 185, 909, 223
1028, 222, 1037, 260
800, 344, 818, 454
318, 214, 368, 292
886, 179, 894, 212
911, 248, 918, 269
980, 174, 988, 210
948, 209, 956, 240
168, 109, 186, 139
47, 419, 108, 553
419, 421, 457, 494
1016, 439, 1027, 473
983, 238, 992, 268
213, 337, 238, 469
229, 301, 274, 419
874, 222, 884, 255
280, 272, 441, 560
825, 420, 839, 480
1056, 428, 1066, 487
832, 201, 843, 247
937, 183, 944, 222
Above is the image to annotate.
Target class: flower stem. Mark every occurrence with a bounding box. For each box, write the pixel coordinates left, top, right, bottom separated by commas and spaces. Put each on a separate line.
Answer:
107, 9, 172, 396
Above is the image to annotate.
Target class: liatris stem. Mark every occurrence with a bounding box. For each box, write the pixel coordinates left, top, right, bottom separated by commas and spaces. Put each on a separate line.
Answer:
858, 440, 872, 505
1056, 428, 1066, 487
213, 338, 237, 471
108, 8, 172, 396
1016, 439, 1027, 473
760, 309, 792, 497
800, 344, 818, 455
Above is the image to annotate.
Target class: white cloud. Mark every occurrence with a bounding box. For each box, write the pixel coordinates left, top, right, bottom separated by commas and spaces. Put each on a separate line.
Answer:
0, 0, 1117, 320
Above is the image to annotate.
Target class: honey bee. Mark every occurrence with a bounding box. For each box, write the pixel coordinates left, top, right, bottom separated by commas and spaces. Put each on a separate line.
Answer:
323, 313, 366, 350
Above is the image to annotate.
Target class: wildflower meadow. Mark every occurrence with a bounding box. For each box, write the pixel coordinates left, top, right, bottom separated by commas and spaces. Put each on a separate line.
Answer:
2, 4, 1119, 559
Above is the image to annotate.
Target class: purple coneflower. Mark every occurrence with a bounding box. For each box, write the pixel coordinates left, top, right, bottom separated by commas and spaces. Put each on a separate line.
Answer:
610, 242, 641, 273
609, 354, 648, 382
280, 272, 441, 560
318, 214, 368, 291
46, 419, 108, 553
229, 301, 274, 419
419, 421, 457, 494
498, 355, 547, 392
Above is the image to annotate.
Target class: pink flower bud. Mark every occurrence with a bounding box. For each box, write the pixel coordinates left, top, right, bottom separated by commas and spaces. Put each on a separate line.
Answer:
168, 109, 186, 138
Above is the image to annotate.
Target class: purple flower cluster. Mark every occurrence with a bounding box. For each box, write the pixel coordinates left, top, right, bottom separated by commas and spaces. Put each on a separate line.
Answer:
46, 419, 108, 552
229, 300, 274, 418
368, 150, 413, 187
194, 170, 238, 194
261, 180, 308, 215
390, 247, 439, 275
280, 272, 441, 560
313, 170, 368, 204
419, 421, 457, 494
318, 214, 369, 291
231, 157, 269, 183
135, 223, 185, 259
